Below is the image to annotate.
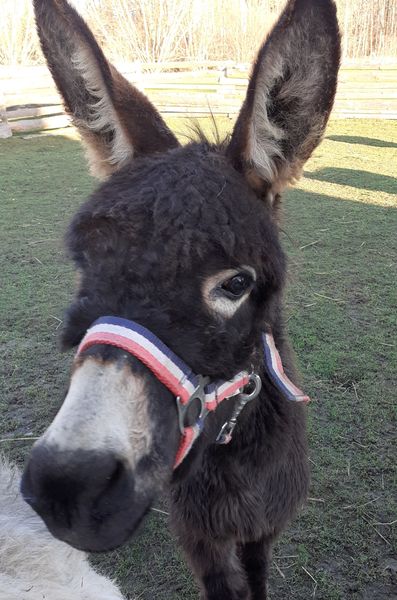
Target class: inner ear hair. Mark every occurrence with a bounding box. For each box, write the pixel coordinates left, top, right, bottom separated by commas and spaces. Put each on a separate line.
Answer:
70, 46, 134, 179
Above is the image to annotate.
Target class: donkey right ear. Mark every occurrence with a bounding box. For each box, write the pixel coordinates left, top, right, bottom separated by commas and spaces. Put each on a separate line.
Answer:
33, 0, 179, 179
227, 0, 340, 204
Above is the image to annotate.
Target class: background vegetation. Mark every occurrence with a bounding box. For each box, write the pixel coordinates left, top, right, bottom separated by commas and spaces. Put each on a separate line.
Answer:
1, 0, 397, 66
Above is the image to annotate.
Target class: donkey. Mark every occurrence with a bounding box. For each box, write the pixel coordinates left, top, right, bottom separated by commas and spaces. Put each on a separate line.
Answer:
21, 1, 340, 598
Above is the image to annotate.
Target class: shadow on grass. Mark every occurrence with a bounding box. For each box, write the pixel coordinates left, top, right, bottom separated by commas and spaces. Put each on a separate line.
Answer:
304, 167, 397, 193
326, 134, 397, 149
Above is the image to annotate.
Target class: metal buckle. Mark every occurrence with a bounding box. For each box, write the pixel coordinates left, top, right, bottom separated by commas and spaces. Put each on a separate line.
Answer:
216, 372, 262, 444
176, 375, 210, 434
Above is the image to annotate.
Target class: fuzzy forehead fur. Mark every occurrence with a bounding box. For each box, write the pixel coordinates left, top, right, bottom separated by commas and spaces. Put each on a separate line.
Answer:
68, 140, 284, 290
63, 139, 286, 374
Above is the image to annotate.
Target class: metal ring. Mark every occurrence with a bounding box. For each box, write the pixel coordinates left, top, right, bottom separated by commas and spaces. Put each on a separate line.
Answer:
176, 375, 210, 433
239, 373, 262, 402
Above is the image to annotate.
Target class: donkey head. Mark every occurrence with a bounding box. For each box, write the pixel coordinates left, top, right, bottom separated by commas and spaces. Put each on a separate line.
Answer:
22, 0, 340, 552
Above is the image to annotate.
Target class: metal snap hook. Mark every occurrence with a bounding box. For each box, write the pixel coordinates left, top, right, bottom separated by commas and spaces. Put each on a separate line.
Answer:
176, 375, 210, 433
216, 372, 261, 445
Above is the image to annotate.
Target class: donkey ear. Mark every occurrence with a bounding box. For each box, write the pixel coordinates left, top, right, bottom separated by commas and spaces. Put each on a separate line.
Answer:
33, 0, 179, 179
227, 0, 341, 203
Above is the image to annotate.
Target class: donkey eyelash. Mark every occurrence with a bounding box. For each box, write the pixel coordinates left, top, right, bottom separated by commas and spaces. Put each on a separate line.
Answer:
205, 267, 256, 294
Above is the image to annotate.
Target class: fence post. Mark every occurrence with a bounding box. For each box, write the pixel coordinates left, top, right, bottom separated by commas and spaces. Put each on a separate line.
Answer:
0, 89, 12, 138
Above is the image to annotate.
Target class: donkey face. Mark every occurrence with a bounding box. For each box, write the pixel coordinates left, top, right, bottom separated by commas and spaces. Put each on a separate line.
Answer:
22, 0, 340, 552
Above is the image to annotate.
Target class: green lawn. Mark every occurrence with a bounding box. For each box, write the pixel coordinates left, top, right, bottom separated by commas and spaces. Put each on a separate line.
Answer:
0, 119, 396, 599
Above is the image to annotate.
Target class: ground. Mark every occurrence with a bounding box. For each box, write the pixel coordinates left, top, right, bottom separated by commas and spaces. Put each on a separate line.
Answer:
0, 119, 396, 599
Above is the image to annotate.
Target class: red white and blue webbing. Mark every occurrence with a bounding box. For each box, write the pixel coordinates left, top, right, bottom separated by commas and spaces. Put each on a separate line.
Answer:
77, 316, 251, 468
78, 316, 198, 403
77, 316, 309, 467
262, 333, 310, 404
174, 422, 203, 468
77, 316, 250, 407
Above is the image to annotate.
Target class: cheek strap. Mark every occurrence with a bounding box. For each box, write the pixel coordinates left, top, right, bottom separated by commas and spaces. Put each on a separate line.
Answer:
262, 333, 310, 403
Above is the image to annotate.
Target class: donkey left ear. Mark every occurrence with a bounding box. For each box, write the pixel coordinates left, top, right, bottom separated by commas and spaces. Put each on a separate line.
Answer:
227, 0, 341, 203
33, 0, 179, 180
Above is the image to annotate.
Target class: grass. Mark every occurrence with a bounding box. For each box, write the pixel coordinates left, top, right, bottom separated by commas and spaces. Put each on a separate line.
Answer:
0, 118, 396, 599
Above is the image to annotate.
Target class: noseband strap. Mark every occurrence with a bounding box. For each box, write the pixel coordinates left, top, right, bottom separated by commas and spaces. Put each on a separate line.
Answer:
77, 316, 309, 468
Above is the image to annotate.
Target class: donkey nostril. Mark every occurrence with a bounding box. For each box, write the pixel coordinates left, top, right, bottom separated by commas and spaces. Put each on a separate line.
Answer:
89, 458, 133, 524
106, 459, 125, 489
100, 457, 131, 501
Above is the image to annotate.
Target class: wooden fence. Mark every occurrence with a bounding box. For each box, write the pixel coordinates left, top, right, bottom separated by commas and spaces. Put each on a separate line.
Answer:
1, 62, 396, 137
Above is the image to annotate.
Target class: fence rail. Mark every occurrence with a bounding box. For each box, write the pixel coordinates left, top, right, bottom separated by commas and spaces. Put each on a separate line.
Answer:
1, 62, 396, 137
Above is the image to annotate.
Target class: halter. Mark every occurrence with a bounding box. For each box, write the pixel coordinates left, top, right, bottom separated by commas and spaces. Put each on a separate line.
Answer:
77, 316, 309, 468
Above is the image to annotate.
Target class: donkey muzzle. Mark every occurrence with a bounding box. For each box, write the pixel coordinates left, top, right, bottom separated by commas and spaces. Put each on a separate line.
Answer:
19, 353, 177, 552
21, 445, 152, 551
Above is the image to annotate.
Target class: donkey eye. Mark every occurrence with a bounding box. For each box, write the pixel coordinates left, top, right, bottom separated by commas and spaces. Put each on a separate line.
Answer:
221, 273, 253, 299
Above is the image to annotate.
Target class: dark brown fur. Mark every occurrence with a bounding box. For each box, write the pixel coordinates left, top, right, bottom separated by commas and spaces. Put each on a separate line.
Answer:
23, 1, 341, 598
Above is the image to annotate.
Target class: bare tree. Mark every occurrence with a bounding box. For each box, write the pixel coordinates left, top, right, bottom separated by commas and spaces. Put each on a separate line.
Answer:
1, 0, 396, 65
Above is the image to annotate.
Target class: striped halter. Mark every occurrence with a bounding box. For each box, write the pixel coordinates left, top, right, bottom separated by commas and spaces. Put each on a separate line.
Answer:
77, 316, 309, 468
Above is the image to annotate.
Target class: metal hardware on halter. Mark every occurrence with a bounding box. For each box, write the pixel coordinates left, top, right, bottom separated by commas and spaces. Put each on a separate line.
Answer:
216, 373, 262, 445
176, 375, 210, 434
